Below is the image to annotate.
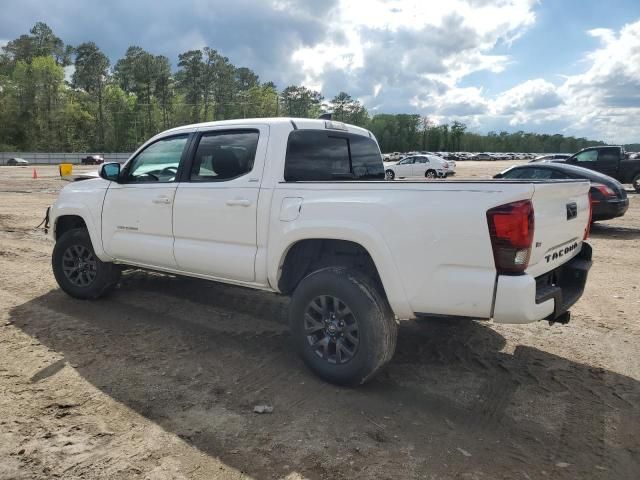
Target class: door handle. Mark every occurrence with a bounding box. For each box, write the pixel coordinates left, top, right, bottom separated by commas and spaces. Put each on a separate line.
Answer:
152, 196, 171, 205
226, 198, 252, 207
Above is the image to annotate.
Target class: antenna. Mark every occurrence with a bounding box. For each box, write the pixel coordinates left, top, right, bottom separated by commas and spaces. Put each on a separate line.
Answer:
318, 113, 332, 120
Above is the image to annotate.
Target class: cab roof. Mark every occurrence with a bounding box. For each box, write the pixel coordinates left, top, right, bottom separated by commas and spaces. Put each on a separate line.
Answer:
161, 117, 372, 138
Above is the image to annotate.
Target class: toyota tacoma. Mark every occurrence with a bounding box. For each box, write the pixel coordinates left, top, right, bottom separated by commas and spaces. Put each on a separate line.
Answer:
47, 118, 593, 385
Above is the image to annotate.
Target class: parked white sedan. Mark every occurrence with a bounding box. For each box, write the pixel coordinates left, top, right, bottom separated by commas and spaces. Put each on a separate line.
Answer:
384, 154, 452, 180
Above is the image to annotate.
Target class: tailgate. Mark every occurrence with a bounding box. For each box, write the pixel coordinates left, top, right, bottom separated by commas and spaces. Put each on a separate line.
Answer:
527, 181, 591, 278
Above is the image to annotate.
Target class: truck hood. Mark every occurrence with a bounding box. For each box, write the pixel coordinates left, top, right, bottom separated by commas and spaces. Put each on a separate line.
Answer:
61, 170, 100, 182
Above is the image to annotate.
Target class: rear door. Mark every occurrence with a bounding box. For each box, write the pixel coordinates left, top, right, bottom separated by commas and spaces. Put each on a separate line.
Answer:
412, 156, 429, 176
596, 147, 620, 178
526, 181, 591, 278
172, 126, 268, 282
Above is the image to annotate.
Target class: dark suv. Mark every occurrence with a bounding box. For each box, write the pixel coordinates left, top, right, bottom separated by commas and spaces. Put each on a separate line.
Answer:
552, 146, 640, 192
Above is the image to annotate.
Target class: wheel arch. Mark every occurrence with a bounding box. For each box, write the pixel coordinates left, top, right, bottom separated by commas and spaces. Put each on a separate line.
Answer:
54, 215, 88, 240
52, 208, 110, 261
271, 228, 413, 319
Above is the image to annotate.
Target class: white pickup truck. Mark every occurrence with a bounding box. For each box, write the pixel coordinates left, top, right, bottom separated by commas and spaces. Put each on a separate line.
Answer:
48, 118, 593, 385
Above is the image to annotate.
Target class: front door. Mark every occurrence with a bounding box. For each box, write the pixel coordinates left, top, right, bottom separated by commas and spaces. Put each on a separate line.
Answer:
172, 126, 268, 282
568, 149, 598, 172
102, 134, 190, 268
395, 156, 415, 177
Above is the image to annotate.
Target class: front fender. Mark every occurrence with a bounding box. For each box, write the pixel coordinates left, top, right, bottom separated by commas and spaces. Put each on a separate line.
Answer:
51, 179, 111, 262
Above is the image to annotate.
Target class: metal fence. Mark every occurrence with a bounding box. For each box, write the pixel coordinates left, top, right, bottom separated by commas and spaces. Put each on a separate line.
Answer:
0, 152, 132, 165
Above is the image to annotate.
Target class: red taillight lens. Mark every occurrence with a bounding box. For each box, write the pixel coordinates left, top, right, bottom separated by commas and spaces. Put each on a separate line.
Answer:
487, 200, 534, 274
584, 192, 593, 240
590, 183, 615, 204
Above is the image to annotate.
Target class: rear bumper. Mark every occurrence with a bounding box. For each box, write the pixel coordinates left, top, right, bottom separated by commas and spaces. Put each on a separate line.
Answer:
592, 198, 629, 221
493, 243, 592, 324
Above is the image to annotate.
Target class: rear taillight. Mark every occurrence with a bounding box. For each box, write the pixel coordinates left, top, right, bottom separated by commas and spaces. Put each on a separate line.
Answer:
590, 183, 616, 204
584, 192, 593, 240
487, 200, 534, 274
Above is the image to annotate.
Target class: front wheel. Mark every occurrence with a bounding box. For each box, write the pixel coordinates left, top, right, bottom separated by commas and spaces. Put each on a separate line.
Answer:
385, 169, 395, 180
52, 228, 121, 299
633, 173, 640, 193
289, 267, 397, 386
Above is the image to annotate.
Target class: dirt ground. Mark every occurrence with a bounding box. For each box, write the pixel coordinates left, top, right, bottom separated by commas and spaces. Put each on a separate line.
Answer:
0, 162, 638, 480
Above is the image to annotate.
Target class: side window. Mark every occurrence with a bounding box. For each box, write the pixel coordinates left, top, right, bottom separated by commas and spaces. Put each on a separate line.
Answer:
190, 130, 259, 181
284, 130, 384, 181
415, 157, 428, 163
501, 168, 531, 179
597, 148, 619, 163
550, 170, 571, 179
529, 168, 554, 179
574, 150, 598, 163
399, 157, 414, 165
126, 135, 188, 183
349, 134, 385, 179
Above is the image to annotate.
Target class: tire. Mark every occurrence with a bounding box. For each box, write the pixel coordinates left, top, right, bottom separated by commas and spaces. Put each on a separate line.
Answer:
385, 169, 395, 180
289, 267, 397, 386
52, 228, 120, 300
425, 170, 436, 178
633, 173, 640, 193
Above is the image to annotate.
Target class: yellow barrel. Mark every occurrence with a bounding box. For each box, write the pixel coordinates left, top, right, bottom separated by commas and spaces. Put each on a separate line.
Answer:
59, 163, 73, 177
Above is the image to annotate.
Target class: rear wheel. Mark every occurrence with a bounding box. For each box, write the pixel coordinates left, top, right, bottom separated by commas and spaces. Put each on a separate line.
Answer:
289, 267, 397, 386
52, 228, 120, 299
385, 169, 395, 180
633, 173, 640, 193
425, 170, 437, 178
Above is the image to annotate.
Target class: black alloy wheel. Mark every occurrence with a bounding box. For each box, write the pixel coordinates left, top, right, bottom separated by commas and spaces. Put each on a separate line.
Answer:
61, 244, 98, 287
304, 295, 359, 365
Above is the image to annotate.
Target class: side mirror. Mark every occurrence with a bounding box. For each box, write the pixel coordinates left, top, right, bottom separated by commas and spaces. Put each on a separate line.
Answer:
99, 162, 121, 182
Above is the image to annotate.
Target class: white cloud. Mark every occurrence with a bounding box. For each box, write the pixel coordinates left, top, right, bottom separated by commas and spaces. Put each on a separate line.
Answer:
427, 19, 640, 143
492, 79, 563, 115
556, 20, 640, 142
291, 0, 537, 103
288, 1, 639, 143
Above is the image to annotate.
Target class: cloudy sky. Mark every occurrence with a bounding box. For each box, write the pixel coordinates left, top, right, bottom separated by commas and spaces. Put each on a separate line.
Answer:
2, 0, 640, 142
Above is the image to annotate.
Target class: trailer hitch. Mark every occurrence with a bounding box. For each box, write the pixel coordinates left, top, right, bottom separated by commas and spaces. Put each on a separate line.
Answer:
548, 311, 570, 326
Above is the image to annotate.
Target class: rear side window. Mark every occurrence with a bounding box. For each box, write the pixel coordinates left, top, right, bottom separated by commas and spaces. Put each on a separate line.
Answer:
501, 168, 529, 179
284, 130, 384, 181
597, 148, 619, 163
190, 130, 259, 181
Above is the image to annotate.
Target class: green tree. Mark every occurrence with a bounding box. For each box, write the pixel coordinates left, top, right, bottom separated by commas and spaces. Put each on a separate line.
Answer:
176, 49, 203, 122
450, 121, 466, 151
155, 56, 173, 129
31, 56, 65, 149
73, 42, 110, 149
281, 85, 323, 117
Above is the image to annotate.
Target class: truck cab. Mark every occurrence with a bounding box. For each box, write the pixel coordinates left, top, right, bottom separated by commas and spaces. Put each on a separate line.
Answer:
562, 146, 640, 192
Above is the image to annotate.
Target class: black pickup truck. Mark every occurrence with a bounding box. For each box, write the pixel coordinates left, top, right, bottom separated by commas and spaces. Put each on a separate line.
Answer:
550, 146, 640, 192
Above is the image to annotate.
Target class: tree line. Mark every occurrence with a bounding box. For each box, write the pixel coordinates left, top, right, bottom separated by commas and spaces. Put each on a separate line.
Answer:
0, 22, 612, 154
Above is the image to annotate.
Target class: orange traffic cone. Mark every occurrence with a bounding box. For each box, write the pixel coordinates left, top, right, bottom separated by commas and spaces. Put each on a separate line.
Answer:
32, 168, 38, 179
